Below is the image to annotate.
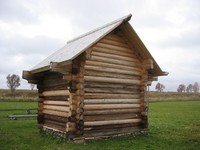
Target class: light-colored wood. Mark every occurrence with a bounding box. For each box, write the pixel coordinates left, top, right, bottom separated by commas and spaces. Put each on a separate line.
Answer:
41, 90, 70, 97
84, 104, 141, 110
84, 70, 141, 80
85, 65, 141, 76
92, 51, 139, 63
92, 46, 137, 61
84, 93, 140, 99
105, 34, 124, 43
43, 109, 71, 117
84, 76, 141, 85
100, 38, 129, 48
96, 42, 131, 53
43, 105, 70, 112
85, 60, 140, 72
91, 55, 139, 67
84, 118, 142, 126
43, 100, 70, 106
84, 108, 141, 115
84, 99, 140, 104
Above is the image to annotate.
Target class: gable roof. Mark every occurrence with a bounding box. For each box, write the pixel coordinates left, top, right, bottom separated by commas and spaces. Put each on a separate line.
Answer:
30, 14, 167, 76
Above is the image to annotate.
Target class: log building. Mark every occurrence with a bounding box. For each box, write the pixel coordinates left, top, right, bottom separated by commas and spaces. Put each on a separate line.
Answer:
23, 14, 167, 140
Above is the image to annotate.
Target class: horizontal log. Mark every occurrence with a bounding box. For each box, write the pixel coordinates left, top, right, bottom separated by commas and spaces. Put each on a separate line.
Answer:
84, 114, 139, 121
83, 126, 142, 138
84, 93, 140, 99
63, 74, 78, 81
44, 114, 67, 123
45, 119, 66, 127
84, 70, 141, 80
99, 38, 129, 49
43, 109, 71, 117
83, 82, 140, 89
95, 42, 132, 53
84, 99, 140, 104
91, 56, 139, 67
43, 122, 66, 132
84, 76, 141, 85
84, 87, 140, 94
43, 100, 70, 106
41, 90, 70, 97
84, 108, 141, 115
43, 105, 70, 112
84, 122, 140, 131
85, 65, 141, 76
84, 118, 142, 126
85, 60, 140, 72
84, 104, 141, 110
105, 34, 124, 43
91, 51, 139, 63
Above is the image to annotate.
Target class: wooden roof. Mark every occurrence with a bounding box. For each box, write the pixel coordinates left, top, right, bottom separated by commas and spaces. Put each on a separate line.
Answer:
28, 14, 167, 76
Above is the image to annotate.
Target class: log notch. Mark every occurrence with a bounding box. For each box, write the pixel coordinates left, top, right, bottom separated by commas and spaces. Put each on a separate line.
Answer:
82, 31, 144, 138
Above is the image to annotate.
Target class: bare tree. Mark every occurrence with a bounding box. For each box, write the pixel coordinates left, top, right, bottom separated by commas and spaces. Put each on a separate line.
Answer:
30, 84, 35, 90
155, 82, 165, 92
186, 84, 193, 93
193, 82, 199, 93
177, 84, 186, 93
6, 74, 20, 95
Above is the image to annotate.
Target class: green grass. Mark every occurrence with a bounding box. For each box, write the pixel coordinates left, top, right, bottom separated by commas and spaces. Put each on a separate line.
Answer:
0, 101, 199, 150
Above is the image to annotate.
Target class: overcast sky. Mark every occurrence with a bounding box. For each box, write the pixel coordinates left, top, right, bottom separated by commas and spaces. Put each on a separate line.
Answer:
0, 0, 199, 91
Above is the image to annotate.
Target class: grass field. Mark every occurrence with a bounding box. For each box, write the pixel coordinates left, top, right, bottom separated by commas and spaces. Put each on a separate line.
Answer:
0, 100, 199, 150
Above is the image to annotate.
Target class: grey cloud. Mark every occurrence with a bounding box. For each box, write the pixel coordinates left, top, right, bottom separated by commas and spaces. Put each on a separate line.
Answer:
0, 0, 39, 24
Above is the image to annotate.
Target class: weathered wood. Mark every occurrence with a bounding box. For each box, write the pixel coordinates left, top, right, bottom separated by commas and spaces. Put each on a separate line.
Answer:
99, 38, 129, 49
84, 93, 140, 99
84, 99, 140, 104
43, 109, 71, 117
85, 65, 141, 76
83, 126, 142, 138
63, 74, 78, 81
43, 122, 66, 132
43, 105, 70, 112
84, 104, 141, 110
43, 100, 70, 106
84, 114, 139, 121
92, 51, 139, 63
84, 76, 141, 85
91, 55, 139, 67
41, 90, 70, 97
83, 82, 140, 89
84, 108, 141, 115
44, 114, 67, 123
85, 60, 140, 72
84, 70, 141, 80
84, 87, 140, 94
95, 42, 132, 53
84, 118, 142, 126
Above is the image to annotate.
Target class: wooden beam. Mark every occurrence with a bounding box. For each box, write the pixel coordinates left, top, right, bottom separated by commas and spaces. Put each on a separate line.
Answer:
43, 105, 70, 112
84, 76, 141, 85
84, 118, 142, 126
43, 109, 71, 117
41, 90, 70, 97
84, 93, 140, 99
43, 100, 70, 106
84, 104, 141, 110
84, 99, 140, 104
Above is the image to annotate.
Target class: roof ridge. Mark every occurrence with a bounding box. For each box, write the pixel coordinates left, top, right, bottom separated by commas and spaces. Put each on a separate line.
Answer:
67, 14, 132, 44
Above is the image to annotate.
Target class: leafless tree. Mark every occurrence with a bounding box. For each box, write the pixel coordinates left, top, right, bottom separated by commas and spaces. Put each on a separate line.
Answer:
193, 82, 199, 93
186, 84, 193, 93
155, 82, 165, 92
177, 84, 186, 93
6, 74, 20, 95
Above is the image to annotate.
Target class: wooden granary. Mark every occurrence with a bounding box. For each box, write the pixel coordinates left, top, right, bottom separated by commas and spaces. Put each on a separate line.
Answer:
23, 14, 167, 140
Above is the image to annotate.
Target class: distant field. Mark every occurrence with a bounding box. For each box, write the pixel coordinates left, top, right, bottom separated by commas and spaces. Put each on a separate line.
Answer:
0, 89, 200, 101
0, 101, 199, 150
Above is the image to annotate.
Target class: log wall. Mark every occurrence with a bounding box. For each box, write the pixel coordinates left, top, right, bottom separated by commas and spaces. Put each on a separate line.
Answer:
81, 32, 148, 138
37, 72, 76, 138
